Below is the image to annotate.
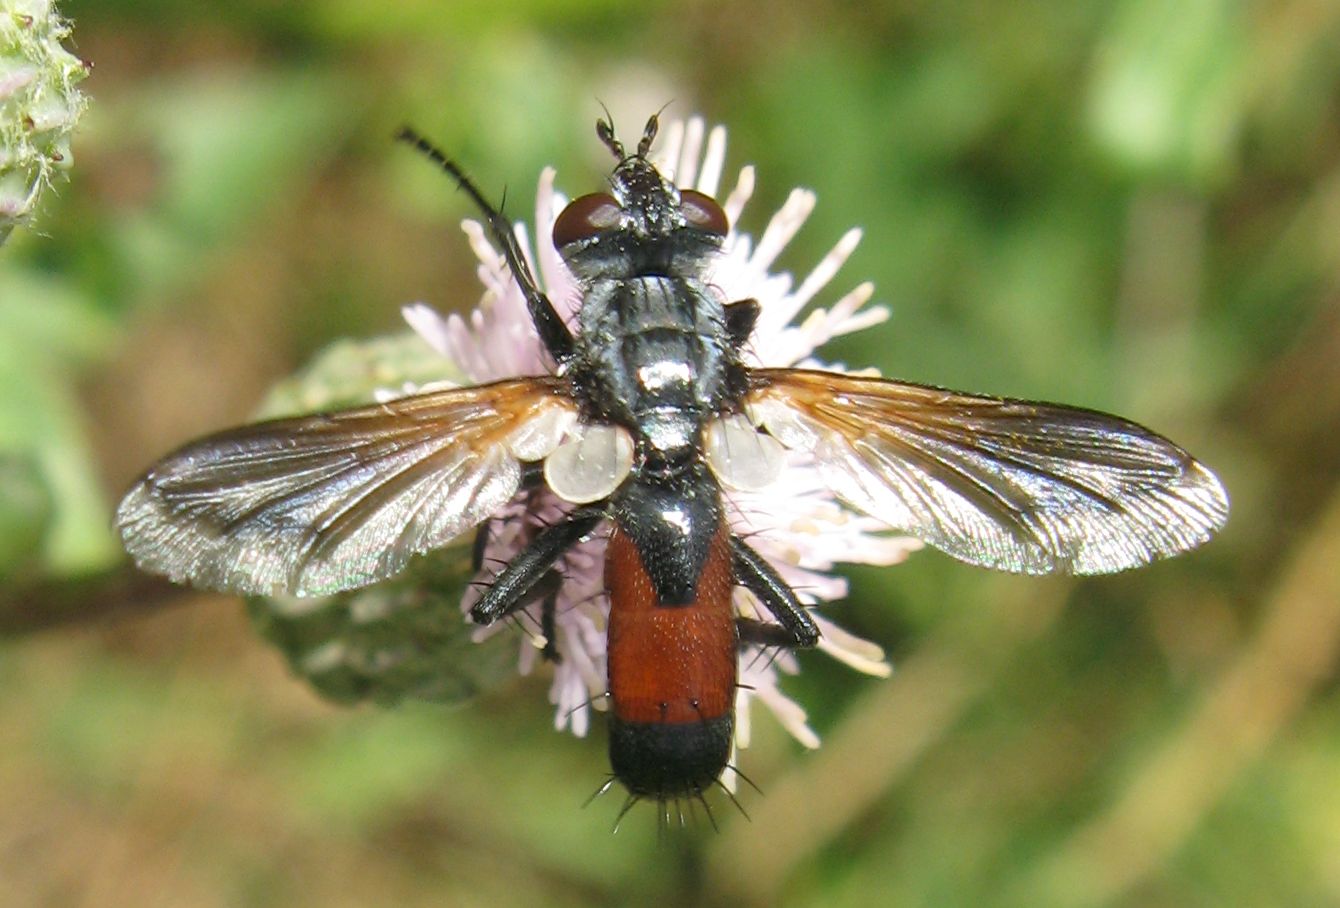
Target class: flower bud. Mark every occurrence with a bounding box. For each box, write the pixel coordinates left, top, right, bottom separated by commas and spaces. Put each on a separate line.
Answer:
1, 0, 88, 244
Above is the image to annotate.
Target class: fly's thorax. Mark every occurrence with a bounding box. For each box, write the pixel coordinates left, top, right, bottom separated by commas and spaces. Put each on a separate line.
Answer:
570, 275, 742, 454
633, 408, 700, 468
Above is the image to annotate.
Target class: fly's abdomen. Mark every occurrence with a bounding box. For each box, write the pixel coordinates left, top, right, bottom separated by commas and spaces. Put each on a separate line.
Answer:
604, 518, 737, 799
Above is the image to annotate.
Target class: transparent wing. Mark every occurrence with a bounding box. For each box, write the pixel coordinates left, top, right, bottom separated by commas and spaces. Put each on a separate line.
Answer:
747, 369, 1229, 575
117, 377, 574, 597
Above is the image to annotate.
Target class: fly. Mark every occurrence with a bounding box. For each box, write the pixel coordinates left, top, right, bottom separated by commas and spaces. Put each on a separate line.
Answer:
116, 113, 1230, 812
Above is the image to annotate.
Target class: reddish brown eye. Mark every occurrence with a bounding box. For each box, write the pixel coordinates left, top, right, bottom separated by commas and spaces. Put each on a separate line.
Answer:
553, 193, 622, 248
678, 189, 729, 236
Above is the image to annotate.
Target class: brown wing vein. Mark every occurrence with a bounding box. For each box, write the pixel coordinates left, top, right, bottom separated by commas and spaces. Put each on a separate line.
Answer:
116, 376, 570, 596
748, 368, 1228, 574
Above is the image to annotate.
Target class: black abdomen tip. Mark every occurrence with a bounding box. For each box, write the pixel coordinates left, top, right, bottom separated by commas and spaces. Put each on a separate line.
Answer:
608, 715, 733, 798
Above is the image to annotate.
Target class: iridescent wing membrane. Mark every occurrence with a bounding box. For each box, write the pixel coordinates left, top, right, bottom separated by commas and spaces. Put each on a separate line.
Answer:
117, 377, 573, 597
747, 369, 1229, 575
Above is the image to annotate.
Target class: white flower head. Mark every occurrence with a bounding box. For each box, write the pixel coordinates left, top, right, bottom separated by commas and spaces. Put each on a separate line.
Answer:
404, 117, 921, 778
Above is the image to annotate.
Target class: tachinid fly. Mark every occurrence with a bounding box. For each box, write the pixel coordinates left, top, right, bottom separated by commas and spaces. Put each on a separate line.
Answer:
117, 113, 1229, 814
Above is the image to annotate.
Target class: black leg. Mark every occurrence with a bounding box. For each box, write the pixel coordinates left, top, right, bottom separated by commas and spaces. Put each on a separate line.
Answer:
472, 547, 563, 661
397, 127, 576, 363
730, 536, 819, 648
469, 460, 544, 573
471, 463, 569, 661
519, 460, 545, 489
470, 519, 492, 573
538, 581, 562, 663
470, 508, 604, 626
737, 617, 809, 648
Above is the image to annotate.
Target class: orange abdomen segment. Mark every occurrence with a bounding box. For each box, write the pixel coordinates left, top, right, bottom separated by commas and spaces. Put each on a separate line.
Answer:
605, 520, 737, 725
604, 519, 738, 798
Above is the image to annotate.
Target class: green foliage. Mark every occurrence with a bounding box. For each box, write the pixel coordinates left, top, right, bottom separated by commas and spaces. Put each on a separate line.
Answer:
1088, 0, 1245, 188
0, 266, 115, 575
248, 549, 514, 708
0, 67, 350, 579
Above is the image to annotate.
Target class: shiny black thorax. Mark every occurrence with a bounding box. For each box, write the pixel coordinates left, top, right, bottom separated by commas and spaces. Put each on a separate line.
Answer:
572, 274, 738, 471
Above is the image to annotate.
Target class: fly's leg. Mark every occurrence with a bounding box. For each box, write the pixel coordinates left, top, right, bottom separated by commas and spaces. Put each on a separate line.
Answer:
472, 521, 564, 662
537, 580, 561, 663
736, 617, 810, 648
396, 128, 575, 363
730, 536, 819, 649
468, 462, 543, 580
470, 463, 566, 662
470, 508, 604, 627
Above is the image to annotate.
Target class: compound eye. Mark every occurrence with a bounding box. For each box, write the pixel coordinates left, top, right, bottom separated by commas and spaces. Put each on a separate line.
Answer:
678, 189, 729, 236
553, 193, 622, 247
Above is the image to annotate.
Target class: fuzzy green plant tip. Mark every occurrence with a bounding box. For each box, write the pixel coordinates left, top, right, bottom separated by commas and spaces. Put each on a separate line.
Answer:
1, 0, 88, 244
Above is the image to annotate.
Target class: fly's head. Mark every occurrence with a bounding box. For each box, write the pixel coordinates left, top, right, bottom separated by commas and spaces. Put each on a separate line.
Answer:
553, 114, 730, 279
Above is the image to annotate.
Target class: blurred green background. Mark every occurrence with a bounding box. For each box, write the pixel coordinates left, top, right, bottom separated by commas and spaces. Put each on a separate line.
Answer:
3, 1, 1338, 905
